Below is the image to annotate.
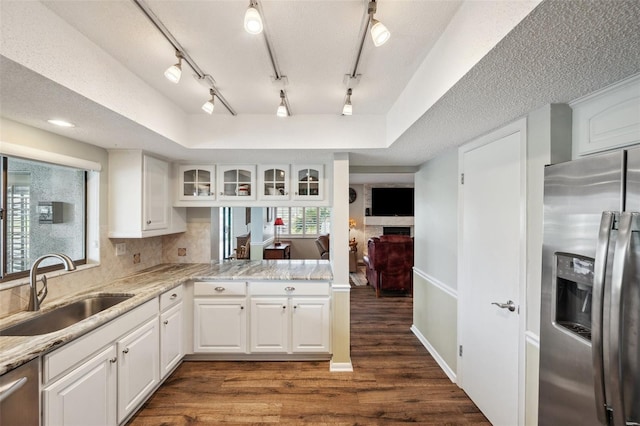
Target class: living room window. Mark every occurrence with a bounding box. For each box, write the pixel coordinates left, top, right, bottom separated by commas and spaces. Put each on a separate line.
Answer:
276, 207, 330, 237
0, 156, 86, 280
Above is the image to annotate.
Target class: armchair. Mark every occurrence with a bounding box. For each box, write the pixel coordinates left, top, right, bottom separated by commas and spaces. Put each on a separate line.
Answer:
315, 234, 330, 259
363, 235, 414, 297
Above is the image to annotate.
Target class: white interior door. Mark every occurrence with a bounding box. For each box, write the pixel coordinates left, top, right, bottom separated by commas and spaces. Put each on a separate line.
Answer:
459, 128, 524, 425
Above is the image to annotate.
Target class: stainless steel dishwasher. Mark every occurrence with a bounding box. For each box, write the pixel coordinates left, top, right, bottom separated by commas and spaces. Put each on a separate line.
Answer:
0, 358, 40, 426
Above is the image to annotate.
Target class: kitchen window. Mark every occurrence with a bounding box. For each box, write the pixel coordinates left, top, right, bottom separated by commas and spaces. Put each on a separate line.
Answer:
276, 207, 330, 237
0, 156, 86, 280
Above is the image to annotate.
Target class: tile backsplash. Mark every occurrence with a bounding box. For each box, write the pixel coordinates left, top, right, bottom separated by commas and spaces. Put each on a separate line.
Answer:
0, 221, 211, 319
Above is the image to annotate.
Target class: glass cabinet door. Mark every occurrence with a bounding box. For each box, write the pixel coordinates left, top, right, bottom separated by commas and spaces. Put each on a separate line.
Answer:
218, 165, 256, 200
178, 165, 215, 200
259, 165, 289, 199
292, 165, 323, 200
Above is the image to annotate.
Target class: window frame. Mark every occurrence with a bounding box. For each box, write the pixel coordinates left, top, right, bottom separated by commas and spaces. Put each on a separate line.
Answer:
0, 155, 88, 282
276, 206, 331, 238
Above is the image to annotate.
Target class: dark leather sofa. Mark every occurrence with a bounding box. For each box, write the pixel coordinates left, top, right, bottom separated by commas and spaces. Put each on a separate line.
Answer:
363, 235, 414, 297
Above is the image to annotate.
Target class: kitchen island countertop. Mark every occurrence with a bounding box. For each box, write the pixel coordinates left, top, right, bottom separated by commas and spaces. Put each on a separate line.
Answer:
0, 260, 332, 375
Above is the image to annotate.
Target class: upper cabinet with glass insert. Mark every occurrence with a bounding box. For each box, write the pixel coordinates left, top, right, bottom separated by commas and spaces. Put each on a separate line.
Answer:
258, 165, 289, 200
292, 165, 323, 200
178, 165, 215, 201
218, 165, 256, 201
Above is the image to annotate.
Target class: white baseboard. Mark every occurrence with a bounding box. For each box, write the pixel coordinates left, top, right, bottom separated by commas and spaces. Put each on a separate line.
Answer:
330, 360, 354, 372
411, 325, 457, 383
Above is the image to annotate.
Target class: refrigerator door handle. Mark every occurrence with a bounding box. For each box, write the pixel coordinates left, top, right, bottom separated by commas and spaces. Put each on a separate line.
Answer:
609, 211, 638, 426
592, 211, 616, 424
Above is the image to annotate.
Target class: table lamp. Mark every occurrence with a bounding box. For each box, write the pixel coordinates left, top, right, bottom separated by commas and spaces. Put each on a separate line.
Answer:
274, 217, 285, 246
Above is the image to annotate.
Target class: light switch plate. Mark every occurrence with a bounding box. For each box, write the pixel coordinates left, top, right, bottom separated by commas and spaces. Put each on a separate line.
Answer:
115, 243, 126, 256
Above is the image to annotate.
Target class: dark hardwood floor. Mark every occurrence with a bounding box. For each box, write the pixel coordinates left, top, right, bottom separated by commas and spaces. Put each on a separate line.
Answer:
128, 277, 489, 425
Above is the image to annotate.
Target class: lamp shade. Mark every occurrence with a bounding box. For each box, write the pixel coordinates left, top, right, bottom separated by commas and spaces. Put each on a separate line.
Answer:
274, 217, 285, 226
370, 19, 390, 47
244, 5, 263, 35
164, 63, 182, 83
202, 99, 214, 114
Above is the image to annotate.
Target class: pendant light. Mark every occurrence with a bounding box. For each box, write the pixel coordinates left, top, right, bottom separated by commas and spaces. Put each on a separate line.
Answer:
277, 90, 288, 117
342, 88, 353, 116
202, 89, 215, 114
244, 0, 263, 35
164, 51, 183, 83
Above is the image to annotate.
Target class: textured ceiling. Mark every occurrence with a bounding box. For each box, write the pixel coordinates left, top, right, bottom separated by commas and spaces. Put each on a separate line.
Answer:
1, 0, 639, 167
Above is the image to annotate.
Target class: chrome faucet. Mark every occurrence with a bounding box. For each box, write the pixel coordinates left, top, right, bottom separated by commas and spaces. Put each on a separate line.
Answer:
27, 253, 77, 311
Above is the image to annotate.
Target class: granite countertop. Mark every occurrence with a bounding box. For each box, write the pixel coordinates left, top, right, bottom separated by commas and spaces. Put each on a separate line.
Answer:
0, 260, 332, 375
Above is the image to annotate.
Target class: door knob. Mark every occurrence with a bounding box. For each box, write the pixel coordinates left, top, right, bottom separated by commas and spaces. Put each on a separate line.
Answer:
491, 300, 516, 312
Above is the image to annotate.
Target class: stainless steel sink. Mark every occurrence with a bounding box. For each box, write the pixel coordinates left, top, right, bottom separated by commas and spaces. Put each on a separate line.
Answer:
0, 295, 133, 336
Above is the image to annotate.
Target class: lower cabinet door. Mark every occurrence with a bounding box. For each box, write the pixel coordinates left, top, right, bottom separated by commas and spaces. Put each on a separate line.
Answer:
193, 298, 247, 353
160, 302, 184, 378
291, 297, 331, 353
117, 318, 160, 423
43, 345, 117, 426
250, 297, 289, 353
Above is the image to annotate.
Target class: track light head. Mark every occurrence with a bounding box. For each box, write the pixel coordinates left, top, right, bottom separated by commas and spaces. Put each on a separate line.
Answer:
370, 19, 390, 47
342, 88, 353, 116
277, 90, 288, 117
202, 89, 215, 114
244, 0, 263, 35
164, 51, 183, 83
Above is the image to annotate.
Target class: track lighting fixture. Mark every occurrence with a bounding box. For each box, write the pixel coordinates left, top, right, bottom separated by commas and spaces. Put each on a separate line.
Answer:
202, 89, 215, 114
277, 90, 288, 117
370, 19, 390, 47
368, 1, 390, 47
342, 89, 353, 116
244, 0, 263, 35
164, 50, 183, 83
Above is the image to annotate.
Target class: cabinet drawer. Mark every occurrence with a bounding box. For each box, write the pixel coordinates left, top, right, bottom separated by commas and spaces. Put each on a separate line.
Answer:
194, 281, 246, 296
43, 299, 158, 385
249, 281, 330, 296
160, 285, 183, 311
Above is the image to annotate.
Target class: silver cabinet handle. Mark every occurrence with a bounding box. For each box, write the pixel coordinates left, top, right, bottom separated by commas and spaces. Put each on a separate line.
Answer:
109, 357, 117, 364
0, 377, 27, 403
123, 348, 129, 354
215, 286, 225, 292
491, 300, 516, 312
284, 286, 295, 292
170, 293, 177, 299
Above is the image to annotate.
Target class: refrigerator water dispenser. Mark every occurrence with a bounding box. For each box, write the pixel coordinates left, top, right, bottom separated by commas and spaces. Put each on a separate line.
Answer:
555, 253, 594, 341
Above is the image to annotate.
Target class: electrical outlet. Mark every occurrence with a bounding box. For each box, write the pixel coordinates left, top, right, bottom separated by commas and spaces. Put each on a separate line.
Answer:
115, 243, 126, 256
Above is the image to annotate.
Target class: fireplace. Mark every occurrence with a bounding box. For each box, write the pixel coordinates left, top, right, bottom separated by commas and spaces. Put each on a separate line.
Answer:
383, 227, 411, 236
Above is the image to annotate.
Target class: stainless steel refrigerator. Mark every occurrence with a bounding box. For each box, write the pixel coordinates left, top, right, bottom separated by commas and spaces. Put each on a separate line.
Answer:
539, 146, 640, 425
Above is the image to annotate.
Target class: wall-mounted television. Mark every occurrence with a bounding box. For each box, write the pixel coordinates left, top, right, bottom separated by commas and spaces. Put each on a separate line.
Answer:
371, 187, 414, 216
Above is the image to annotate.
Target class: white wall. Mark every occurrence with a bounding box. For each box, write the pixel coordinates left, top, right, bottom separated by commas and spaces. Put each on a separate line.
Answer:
413, 150, 458, 287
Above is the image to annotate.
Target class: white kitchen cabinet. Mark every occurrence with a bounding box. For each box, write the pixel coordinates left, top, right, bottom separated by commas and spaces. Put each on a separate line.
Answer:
117, 317, 160, 424
258, 164, 290, 200
193, 281, 247, 353
217, 165, 256, 201
250, 297, 289, 353
290, 297, 331, 353
177, 165, 215, 201
43, 345, 117, 426
292, 165, 323, 200
160, 302, 183, 378
108, 149, 186, 238
249, 282, 331, 354
572, 74, 640, 157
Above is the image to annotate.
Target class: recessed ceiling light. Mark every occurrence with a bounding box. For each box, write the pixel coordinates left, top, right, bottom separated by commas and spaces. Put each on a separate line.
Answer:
47, 119, 75, 128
